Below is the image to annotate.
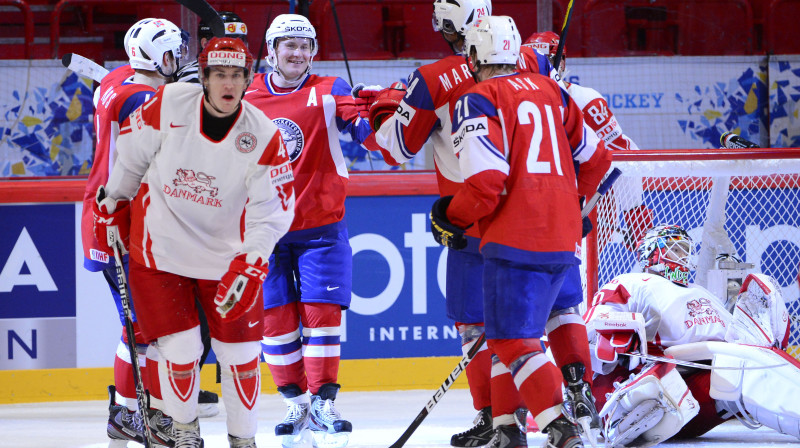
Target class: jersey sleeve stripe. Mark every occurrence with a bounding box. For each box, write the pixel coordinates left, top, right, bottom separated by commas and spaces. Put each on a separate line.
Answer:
478, 135, 506, 161
395, 120, 414, 161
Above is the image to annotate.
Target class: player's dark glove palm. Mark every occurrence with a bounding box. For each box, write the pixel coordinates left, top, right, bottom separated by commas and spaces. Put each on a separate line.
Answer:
430, 196, 467, 251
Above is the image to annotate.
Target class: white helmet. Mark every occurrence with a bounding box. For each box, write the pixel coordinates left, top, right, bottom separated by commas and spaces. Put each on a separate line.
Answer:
265, 14, 318, 70
125, 18, 184, 77
432, 0, 491, 35
464, 15, 520, 67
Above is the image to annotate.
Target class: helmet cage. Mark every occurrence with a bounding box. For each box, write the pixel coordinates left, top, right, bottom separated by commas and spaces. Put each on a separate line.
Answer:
636, 225, 696, 286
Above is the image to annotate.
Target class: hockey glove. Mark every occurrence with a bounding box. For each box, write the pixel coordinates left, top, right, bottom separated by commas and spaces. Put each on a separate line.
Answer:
582, 215, 593, 238
430, 196, 468, 250
367, 82, 407, 132
92, 185, 131, 255
622, 205, 654, 251
214, 254, 269, 320
351, 83, 384, 120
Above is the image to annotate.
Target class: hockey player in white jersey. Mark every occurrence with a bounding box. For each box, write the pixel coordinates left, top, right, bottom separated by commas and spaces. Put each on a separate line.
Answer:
584, 224, 800, 447
93, 37, 295, 448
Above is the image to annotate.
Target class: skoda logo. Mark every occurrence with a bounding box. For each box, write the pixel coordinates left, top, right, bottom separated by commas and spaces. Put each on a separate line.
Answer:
273, 117, 304, 162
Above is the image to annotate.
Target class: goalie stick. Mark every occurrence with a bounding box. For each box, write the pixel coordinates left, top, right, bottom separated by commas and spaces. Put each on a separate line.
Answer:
61, 53, 108, 83
175, 0, 224, 38
388, 167, 623, 448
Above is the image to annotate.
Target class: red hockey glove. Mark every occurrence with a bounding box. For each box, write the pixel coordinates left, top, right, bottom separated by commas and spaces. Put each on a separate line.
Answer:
430, 196, 468, 250
351, 83, 385, 120
622, 205, 654, 251
367, 82, 407, 132
215, 254, 269, 320
92, 185, 131, 255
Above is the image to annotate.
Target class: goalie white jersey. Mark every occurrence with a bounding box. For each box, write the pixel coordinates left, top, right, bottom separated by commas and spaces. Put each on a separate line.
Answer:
108, 82, 295, 280
586, 273, 731, 355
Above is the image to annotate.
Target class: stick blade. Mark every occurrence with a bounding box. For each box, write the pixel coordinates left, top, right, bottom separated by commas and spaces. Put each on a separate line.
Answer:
175, 0, 225, 37
61, 53, 72, 69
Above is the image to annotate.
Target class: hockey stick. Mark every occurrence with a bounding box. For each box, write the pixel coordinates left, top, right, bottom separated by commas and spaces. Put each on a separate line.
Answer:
388, 332, 486, 448
61, 53, 108, 83
720, 131, 758, 149
551, 0, 574, 76
621, 352, 785, 370
102, 190, 154, 447
583, 167, 622, 219
389, 168, 621, 448
175, 0, 224, 38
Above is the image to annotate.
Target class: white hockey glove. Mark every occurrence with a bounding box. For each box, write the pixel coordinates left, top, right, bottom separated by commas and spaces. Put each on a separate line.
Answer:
725, 273, 790, 348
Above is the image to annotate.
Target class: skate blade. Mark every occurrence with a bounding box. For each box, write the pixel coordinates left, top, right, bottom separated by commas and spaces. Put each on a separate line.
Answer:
311, 430, 350, 448
577, 417, 599, 448
282, 428, 314, 448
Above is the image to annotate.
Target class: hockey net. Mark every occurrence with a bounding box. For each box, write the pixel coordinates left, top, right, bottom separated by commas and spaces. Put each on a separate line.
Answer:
584, 148, 800, 358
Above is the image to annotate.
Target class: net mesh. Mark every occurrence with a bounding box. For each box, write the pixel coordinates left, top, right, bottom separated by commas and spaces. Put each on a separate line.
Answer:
587, 152, 800, 358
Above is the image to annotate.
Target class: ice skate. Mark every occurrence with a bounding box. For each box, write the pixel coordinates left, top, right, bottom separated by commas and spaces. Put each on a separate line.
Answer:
198, 389, 220, 418
308, 383, 352, 448
561, 363, 601, 447
143, 405, 176, 447
543, 416, 584, 448
172, 418, 203, 448
487, 424, 527, 448
106, 385, 145, 447
450, 406, 493, 447
228, 434, 257, 448
276, 384, 313, 448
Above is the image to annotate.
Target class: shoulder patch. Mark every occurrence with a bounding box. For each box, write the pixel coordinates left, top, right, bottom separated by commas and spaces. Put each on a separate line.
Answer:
269, 161, 294, 187
394, 100, 415, 126
452, 116, 489, 152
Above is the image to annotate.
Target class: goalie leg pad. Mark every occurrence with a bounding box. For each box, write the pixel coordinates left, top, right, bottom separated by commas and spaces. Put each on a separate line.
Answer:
600, 362, 699, 448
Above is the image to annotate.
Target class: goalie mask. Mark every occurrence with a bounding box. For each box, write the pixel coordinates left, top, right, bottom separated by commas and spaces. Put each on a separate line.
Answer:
199, 11, 248, 44
635, 225, 696, 286
433, 0, 492, 36
126, 18, 184, 77
464, 16, 520, 73
265, 14, 318, 80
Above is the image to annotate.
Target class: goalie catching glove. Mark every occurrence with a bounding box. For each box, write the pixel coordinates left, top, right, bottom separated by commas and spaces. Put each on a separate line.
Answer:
92, 185, 131, 255
215, 253, 269, 320
430, 196, 468, 250
352, 82, 406, 131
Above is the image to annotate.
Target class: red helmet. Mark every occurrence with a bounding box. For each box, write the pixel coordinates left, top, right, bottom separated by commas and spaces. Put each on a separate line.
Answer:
524, 31, 563, 58
198, 37, 254, 81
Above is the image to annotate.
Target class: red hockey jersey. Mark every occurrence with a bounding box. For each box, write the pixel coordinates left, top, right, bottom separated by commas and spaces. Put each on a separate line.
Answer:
81, 64, 154, 271
447, 72, 611, 265
245, 73, 377, 232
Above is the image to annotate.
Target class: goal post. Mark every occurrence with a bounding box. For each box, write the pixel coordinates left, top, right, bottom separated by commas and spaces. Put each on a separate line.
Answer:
584, 148, 800, 351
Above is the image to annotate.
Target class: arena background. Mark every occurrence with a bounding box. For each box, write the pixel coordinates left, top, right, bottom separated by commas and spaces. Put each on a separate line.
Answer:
1, 0, 799, 404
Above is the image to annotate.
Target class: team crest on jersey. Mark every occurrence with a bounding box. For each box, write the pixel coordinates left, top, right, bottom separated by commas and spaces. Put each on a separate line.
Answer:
173, 169, 218, 197
235, 132, 257, 153
684, 297, 725, 329
273, 118, 305, 162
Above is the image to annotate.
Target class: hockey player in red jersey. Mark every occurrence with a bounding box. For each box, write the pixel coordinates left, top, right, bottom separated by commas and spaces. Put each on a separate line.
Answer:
430, 16, 611, 448
524, 31, 652, 252
93, 37, 295, 448
243, 14, 378, 448
585, 225, 800, 447
353, 1, 549, 445
80, 17, 184, 447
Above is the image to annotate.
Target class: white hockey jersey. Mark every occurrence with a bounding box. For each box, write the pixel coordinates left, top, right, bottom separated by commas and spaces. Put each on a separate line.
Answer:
585, 273, 731, 354
566, 82, 639, 151
108, 82, 295, 280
